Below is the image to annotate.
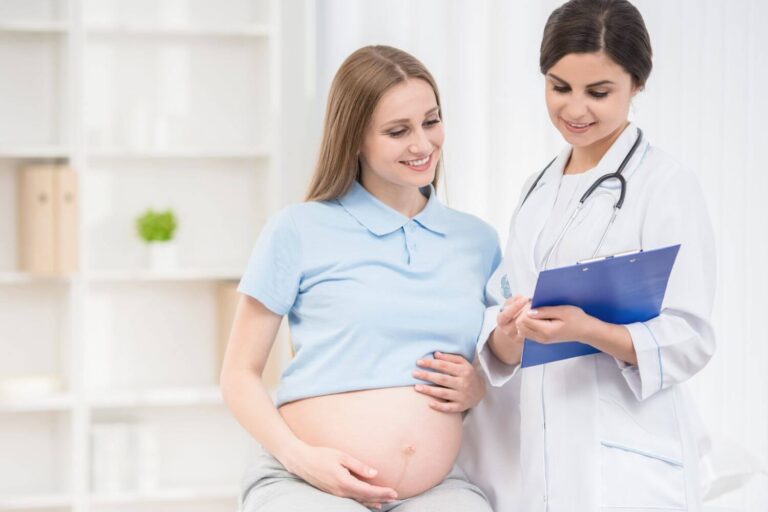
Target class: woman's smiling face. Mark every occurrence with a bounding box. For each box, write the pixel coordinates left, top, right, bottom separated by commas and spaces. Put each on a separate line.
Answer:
359, 78, 444, 194
545, 51, 639, 149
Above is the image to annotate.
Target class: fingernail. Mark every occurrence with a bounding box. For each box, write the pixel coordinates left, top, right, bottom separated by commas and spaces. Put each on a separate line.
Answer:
416, 359, 424, 365
367, 468, 376, 476
434, 351, 442, 356
415, 384, 424, 391
528, 309, 538, 316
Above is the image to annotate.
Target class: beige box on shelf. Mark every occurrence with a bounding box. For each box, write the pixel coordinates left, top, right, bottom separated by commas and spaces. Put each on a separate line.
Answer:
17, 166, 55, 274
17, 165, 79, 275
217, 282, 292, 391
53, 167, 79, 274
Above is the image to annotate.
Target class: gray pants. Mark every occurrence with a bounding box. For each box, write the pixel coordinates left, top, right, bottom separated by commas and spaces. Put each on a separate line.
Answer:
241, 447, 491, 512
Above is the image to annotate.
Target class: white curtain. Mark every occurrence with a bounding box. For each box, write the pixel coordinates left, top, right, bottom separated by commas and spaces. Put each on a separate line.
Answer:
313, 1, 768, 509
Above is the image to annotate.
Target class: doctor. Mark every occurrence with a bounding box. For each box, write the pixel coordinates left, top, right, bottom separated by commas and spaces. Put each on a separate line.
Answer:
459, 0, 716, 511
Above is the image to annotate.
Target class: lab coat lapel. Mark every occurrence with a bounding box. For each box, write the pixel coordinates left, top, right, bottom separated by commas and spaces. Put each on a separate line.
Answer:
511, 148, 570, 276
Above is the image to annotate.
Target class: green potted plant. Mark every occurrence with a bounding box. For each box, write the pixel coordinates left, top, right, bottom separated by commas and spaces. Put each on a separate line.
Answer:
135, 209, 178, 271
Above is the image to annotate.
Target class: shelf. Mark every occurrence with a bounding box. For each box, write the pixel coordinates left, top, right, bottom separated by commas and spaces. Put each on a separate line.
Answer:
0, 493, 71, 510
89, 484, 238, 505
0, 273, 72, 285
0, 0, 282, 504
0, 22, 68, 34
88, 386, 223, 409
85, 269, 242, 282
0, 147, 69, 159
85, 24, 270, 38
0, 394, 73, 414
87, 148, 270, 160
0, 410, 71, 509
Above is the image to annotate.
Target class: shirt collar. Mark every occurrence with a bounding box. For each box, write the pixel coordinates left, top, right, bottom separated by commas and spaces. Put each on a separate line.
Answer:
337, 180, 448, 237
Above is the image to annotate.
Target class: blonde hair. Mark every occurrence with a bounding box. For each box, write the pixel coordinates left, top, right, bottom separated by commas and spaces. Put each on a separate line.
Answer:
305, 45, 442, 202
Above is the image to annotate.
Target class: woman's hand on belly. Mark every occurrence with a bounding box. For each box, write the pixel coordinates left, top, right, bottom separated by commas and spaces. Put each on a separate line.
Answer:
280, 387, 464, 499
282, 443, 398, 507
412, 351, 486, 412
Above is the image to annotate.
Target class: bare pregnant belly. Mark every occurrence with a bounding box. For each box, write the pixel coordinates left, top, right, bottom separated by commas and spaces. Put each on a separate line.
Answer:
279, 386, 463, 499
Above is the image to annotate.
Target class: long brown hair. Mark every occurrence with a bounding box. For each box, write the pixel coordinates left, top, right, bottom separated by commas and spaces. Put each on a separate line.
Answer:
305, 45, 442, 202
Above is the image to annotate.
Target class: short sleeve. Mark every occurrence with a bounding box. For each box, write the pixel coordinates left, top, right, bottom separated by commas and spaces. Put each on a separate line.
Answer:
237, 208, 302, 316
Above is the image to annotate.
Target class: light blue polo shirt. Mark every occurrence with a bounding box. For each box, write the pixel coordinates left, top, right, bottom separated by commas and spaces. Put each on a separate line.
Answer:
238, 180, 501, 406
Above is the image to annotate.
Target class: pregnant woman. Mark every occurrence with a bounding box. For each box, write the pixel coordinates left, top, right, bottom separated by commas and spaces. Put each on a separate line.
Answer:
220, 45, 499, 511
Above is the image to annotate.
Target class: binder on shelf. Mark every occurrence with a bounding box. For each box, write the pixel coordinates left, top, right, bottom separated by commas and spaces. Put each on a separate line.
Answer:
17, 165, 79, 275
17, 166, 56, 274
521, 244, 681, 368
53, 167, 79, 274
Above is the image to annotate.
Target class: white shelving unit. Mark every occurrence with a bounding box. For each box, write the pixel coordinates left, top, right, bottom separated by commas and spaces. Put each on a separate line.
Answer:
0, 147, 70, 158
0, 1, 302, 511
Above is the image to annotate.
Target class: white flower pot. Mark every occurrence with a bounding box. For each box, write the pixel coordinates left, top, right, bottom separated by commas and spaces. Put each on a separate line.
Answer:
147, 242, 178, 271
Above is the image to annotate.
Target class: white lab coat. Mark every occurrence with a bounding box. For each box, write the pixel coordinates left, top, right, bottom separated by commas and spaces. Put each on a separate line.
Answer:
459, 124, 716, 512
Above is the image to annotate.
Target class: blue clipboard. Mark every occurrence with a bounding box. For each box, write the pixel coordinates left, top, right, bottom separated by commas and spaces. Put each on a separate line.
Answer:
520, 244, 680, 368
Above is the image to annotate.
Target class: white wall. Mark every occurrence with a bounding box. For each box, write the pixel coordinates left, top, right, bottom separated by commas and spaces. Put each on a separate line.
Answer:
313, 1, 768, 509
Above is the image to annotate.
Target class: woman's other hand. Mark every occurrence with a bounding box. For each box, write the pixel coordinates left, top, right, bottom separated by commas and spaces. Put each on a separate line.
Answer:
282, 444, 397, 507
412, 352, 486, 413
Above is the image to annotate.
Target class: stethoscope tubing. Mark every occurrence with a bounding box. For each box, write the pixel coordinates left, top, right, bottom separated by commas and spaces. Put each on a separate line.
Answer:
523, 128, 645, 269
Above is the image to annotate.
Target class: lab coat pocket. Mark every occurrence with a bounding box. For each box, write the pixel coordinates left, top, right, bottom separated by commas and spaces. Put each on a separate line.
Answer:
600, 440, 687, 509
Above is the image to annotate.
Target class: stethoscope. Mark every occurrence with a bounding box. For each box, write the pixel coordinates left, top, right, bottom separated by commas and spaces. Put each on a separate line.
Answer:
522, 128, 645, 270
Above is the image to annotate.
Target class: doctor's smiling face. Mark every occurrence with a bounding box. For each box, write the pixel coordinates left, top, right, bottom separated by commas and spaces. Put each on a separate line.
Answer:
545, 51, 639, 152
359, 78, 443, 202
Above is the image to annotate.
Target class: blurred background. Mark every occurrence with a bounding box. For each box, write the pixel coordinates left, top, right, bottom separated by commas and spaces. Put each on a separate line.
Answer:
0, 1, 765, 511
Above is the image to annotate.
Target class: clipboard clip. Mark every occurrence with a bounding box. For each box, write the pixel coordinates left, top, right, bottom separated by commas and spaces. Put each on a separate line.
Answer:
577, 249, 642, 265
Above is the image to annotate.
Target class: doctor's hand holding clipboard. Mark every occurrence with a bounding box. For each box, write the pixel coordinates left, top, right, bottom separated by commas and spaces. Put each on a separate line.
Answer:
511, 244, 681, 368
491, 271, 645, 372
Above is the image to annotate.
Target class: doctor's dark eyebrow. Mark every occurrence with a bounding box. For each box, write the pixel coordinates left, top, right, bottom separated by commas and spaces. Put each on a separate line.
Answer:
547, 73, 615, 88
381, 106, 440, 127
